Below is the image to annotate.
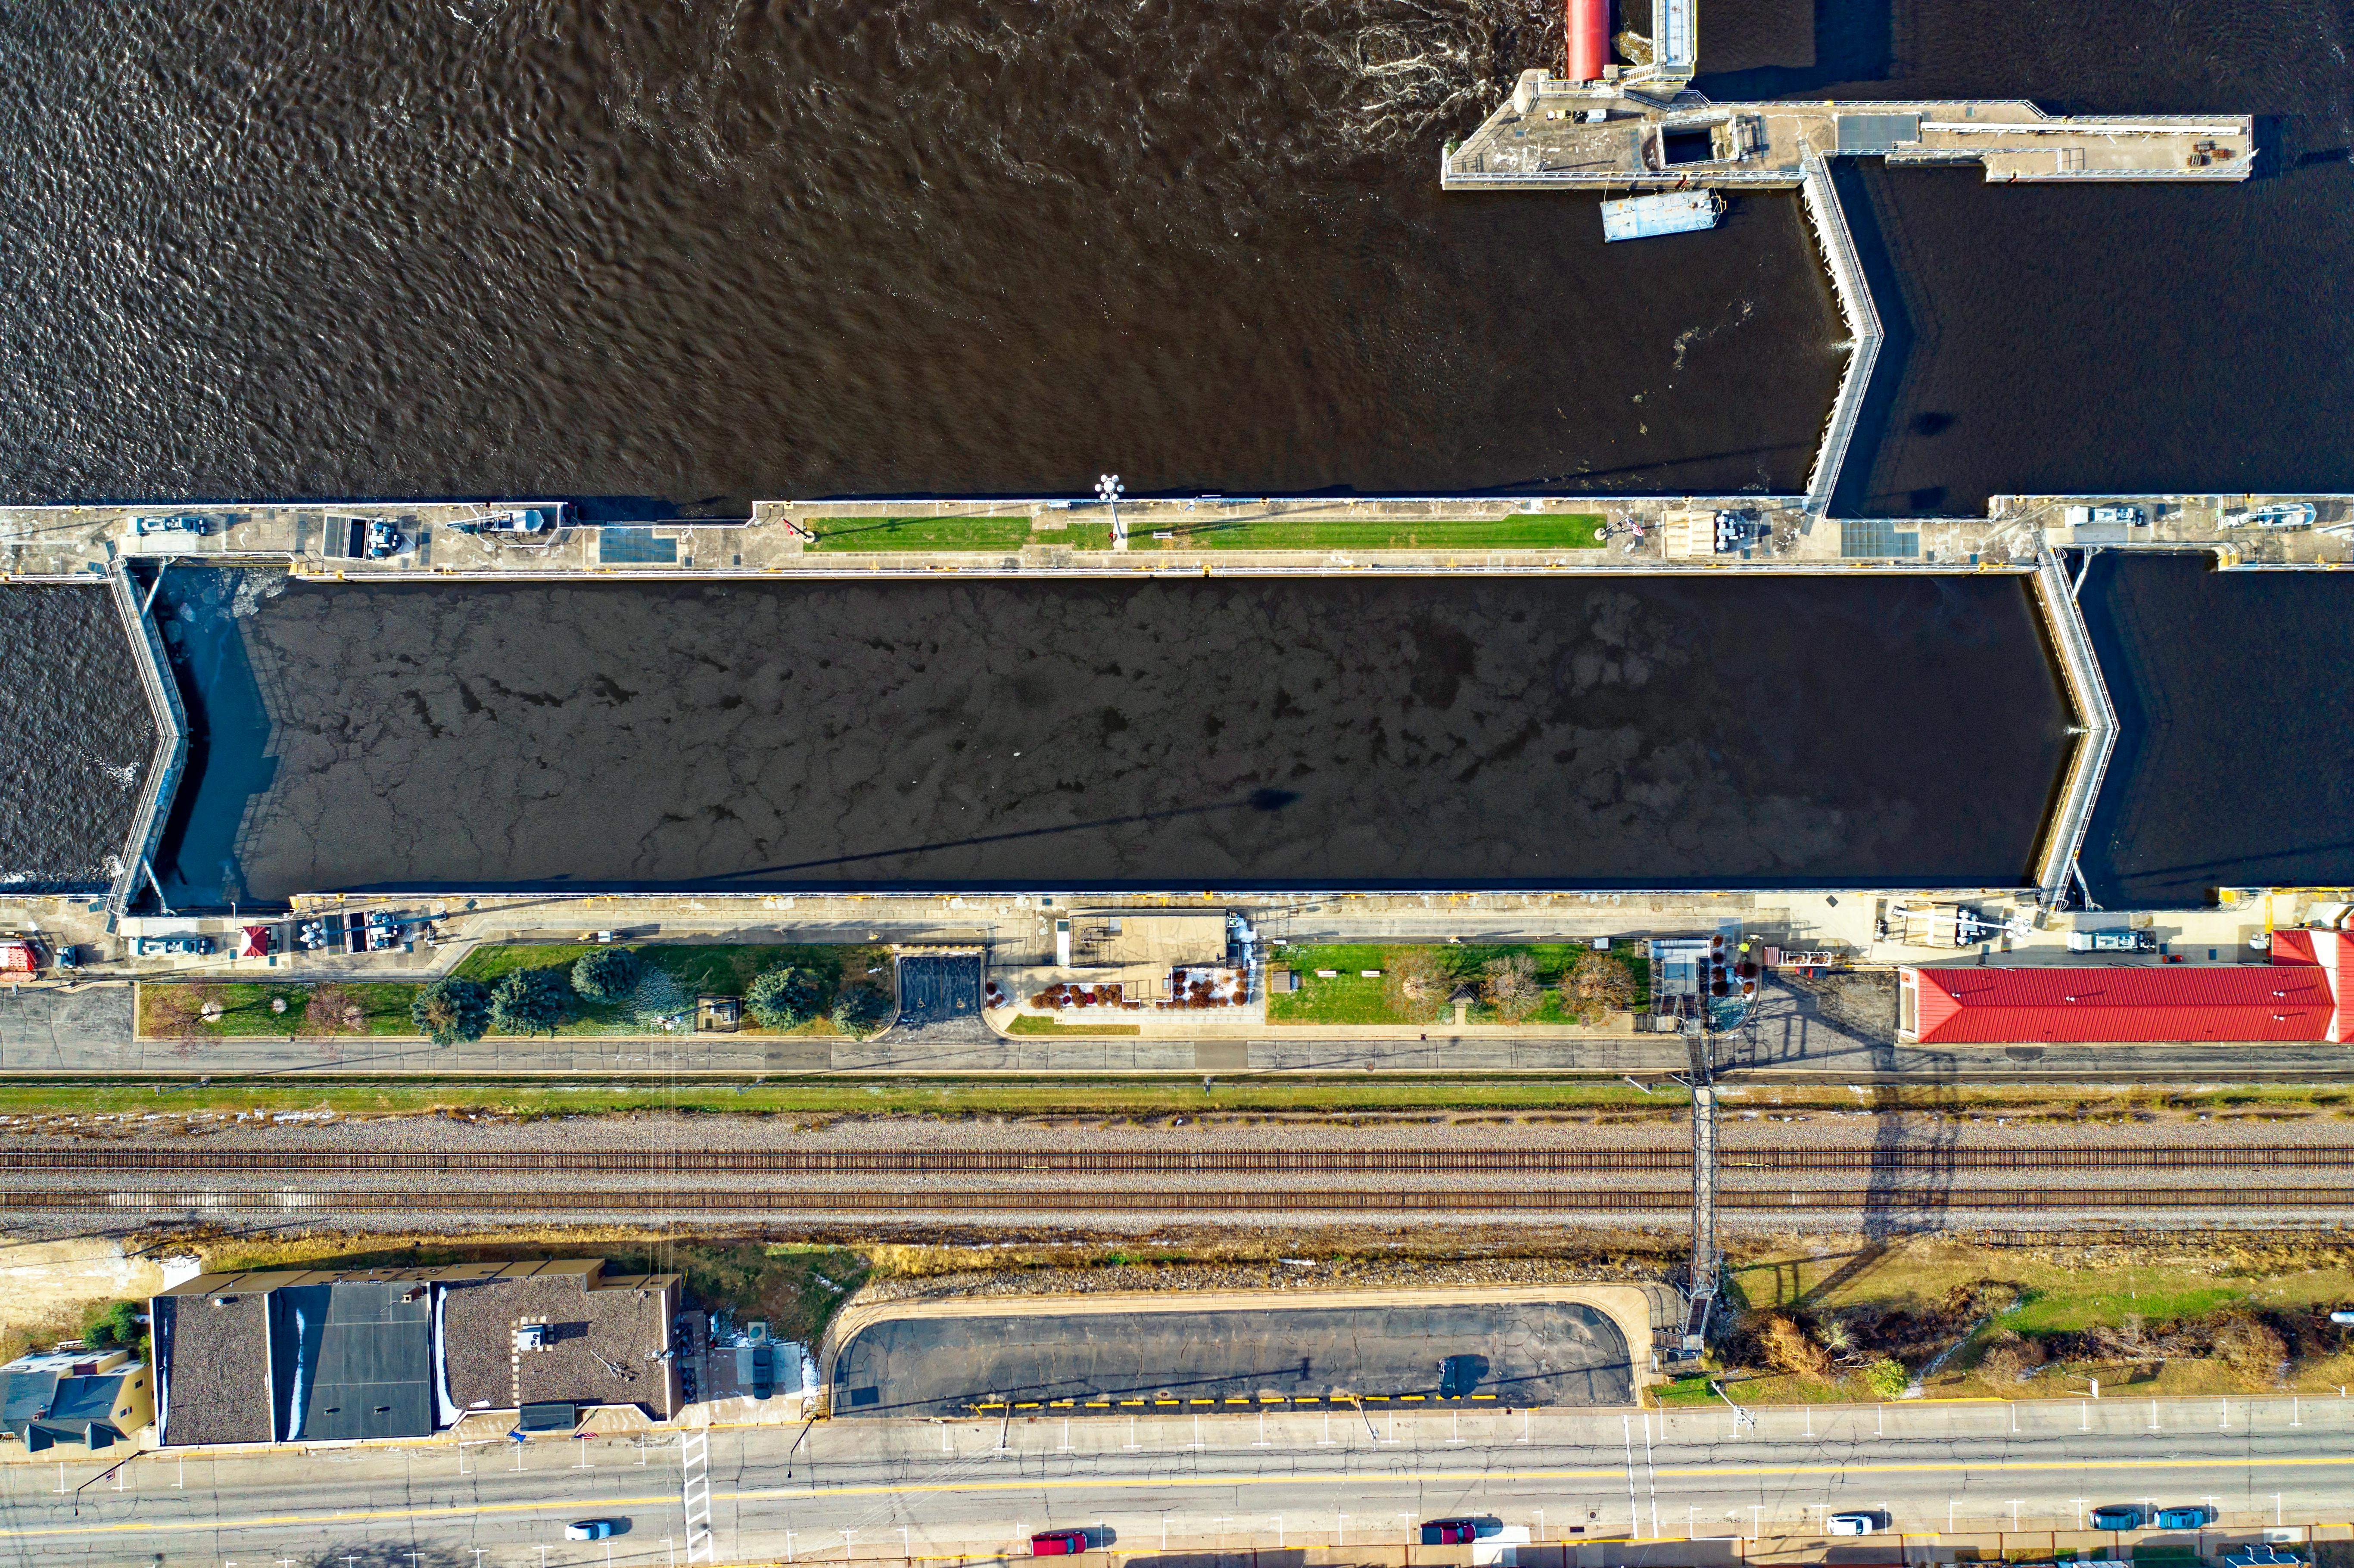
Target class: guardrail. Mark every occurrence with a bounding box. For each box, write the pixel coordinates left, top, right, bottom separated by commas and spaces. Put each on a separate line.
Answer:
103, 561, 189, 919
1798, 147, 1884, 515
2029, 548, 2120, 905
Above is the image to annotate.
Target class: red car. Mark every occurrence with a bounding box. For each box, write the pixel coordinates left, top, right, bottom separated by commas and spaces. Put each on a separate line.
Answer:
1031, 1531, 1090, 1556
1421, 1521, 1479, 1545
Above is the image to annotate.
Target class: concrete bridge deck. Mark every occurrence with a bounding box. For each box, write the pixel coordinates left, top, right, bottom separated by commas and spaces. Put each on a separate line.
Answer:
1443, 77, 2253, 191
6, 492, 2348, 582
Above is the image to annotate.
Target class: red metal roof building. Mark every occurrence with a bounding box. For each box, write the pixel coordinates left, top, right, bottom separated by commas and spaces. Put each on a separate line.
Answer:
1902, 930, 2354, 1045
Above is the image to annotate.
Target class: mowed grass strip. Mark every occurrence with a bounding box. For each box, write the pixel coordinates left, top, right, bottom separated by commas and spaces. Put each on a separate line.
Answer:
0, 1078, 1683, 1118
1146, 513, 1609, 551
1005, 1016, 1143, 1037
803, 514, 1036, 552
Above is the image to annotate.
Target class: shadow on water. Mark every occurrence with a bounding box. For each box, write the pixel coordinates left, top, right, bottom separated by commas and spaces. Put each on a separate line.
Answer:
150, 570, 275, 910
2074, 552, 2354, 906
1691, 0, 1893, 103
2072, 551, 2154, 908
1821, 159, 1927, 520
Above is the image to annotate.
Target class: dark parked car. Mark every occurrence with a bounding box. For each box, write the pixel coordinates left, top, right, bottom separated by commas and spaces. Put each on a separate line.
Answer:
2156, 1507, 2211, 1530
1031, 1531, 1090, 1556
2091, 1506, 2145, 1531
1421, 1521, 1480, 1545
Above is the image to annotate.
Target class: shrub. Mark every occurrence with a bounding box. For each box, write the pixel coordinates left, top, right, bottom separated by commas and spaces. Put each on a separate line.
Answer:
411, 977, 491, 1045
1560, 949, 1635, 1024
2211, 1313, 2289, 1379
1756, 1313, 1831, 1378
571, 947, 639, 1003
747, 966, 827, 1028
1862, 1358, 1910, 1399
84, 1300, 142, 1350
833, 984, 894, 1038
489, 967, 569, 1036
1381, 948, 1450, 1023
630, 966, 688, 1029
1976, 1328, 2045, 1383
1482, 953, 1543, 1022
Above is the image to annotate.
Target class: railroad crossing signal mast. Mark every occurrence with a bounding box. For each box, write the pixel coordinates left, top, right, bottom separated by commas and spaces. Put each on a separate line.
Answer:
1684, 1018, 1721, 1350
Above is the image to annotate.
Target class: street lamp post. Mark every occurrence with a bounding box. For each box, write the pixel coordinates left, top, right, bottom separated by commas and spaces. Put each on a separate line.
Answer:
1096, 474, 1125, 544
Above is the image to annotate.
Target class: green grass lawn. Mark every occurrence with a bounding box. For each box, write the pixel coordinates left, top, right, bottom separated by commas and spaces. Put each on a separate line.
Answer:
1267, 943, 1648, 1026
1141, 513, 1609, 551
136, 980, 420, 1039
1035, 520, 1115, 551
140, 943, 894, 1043
803, 514, 1037, 552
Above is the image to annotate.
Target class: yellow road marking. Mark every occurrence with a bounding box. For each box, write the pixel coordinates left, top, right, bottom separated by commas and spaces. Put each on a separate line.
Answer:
13, 1456, 2354, 1543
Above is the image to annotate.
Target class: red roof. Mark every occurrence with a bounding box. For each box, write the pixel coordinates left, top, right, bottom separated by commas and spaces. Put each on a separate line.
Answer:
1911, 963, 2338, 1044
2270, 928, 2354, 1042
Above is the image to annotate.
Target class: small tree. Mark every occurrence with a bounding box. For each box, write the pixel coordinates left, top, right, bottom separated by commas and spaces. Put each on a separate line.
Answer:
304, 983, 364, 1035
1381, 947, 1449, 1024
1559, 949, 1636, 1024
571, 947, 639, 1003
1482, 953, 1543, 1022
747, 965, 827, 1028
833, 984, 893, 1039
411, 977, 491, 1046
489, 967, 569, 1036
145, 983, 215, 1038
1863, 1358, 1909, 1399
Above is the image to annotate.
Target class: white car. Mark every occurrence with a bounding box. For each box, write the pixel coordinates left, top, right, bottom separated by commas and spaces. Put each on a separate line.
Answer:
1826, 1514, 1877, 1537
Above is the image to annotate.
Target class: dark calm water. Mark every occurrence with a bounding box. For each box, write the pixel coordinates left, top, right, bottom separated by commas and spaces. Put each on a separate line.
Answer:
0, 587, 156, 889
151, 569, 2068, 903
11, 0, 2354, 900
2078, 555, 2354, 908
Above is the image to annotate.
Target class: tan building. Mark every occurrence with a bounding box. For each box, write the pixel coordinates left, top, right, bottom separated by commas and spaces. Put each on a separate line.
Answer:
1, 1344, 154, 1452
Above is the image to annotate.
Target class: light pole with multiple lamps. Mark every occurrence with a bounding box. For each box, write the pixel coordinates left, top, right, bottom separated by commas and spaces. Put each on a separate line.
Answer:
1096, 473, 1125, 546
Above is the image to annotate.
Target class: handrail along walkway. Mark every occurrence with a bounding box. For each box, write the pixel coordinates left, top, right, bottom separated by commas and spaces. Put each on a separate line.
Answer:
2030, 547, 2119, 906
1798, 146, 1884, 515
103, 560, 189, 920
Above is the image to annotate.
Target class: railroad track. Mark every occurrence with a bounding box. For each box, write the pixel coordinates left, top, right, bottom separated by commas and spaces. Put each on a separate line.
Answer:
7, 1186, 2350, 1214
5, 1145, 2354, 1174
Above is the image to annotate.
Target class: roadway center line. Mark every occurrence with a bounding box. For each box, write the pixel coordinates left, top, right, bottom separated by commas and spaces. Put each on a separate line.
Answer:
6, 1454, 2354, 1542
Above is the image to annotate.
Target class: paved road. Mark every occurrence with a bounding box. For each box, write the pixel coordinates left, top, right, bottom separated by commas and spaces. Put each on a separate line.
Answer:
7, 975, 2354, 1081
2, 1396, 2351, 1567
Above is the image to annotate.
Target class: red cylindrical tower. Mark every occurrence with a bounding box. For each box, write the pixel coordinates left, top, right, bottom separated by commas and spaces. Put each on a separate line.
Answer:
1566, 0, 1609, 81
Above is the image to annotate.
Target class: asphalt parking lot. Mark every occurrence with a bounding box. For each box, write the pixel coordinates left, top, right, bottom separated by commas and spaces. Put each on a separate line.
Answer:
832, 1299, 1632, 1416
